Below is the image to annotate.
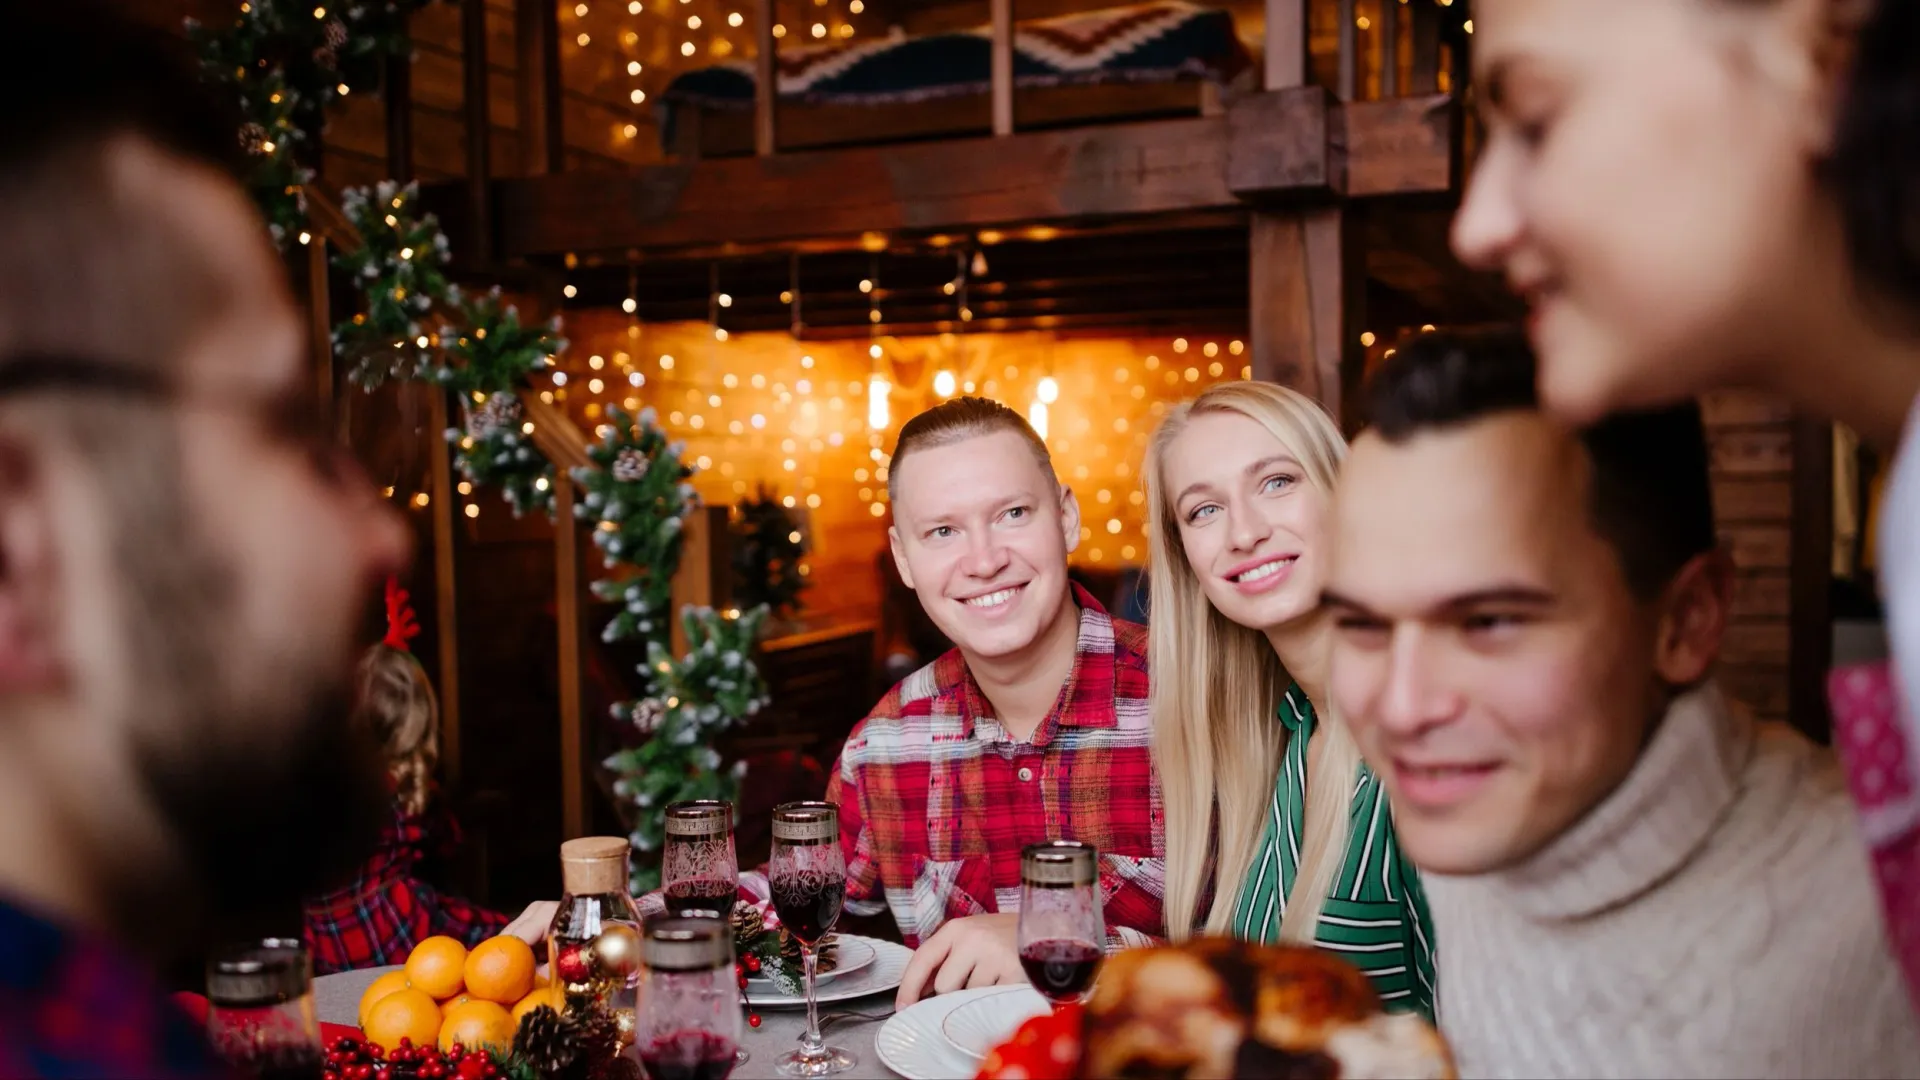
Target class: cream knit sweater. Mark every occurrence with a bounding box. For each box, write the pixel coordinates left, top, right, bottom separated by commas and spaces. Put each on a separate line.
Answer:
1426, 683, 1920, 1079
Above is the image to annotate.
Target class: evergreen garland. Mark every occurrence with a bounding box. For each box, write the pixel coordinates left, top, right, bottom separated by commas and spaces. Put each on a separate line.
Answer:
730, 485, 808, 618
605, 605, 770, 890
437, 289, 565, 516
333, 181, 456, 389
575, 406, 696, 657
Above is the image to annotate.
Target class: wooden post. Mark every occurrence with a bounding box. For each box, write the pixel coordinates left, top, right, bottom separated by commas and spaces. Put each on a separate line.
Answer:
1337, 0, 1357, 101
306, 236, 334, 430
1790, 416, 1834, 743
554, 472, 588, 837
462, 0, 493, 262
1410, 0, 1440, 94
753, 0, 776, 155
991, 0, 1014, 136
670, 506, 735, 656
1380, 0, 1399, 98
1248, 207, 1365, 428
1264, 0, 1306, 90
384, 53, 413, 180
427, 389, 464, 790
516, 0, 565, 174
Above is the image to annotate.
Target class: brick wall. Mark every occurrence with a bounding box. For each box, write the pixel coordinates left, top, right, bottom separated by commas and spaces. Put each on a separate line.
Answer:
1703, 392, 1795, 726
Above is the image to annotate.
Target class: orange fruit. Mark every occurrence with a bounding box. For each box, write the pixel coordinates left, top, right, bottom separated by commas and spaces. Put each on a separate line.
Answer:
439, 993, 474, 1018
363, 989, 442, 1053
510, 985, 564, 1026
439, 999, 515, 1055
357, 970, 412, 1030
404, 936, 469, 1000
464, 936, 536, 1005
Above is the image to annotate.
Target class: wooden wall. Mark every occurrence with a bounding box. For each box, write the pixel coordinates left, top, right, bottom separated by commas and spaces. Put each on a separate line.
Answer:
1704, 392, 1794, 727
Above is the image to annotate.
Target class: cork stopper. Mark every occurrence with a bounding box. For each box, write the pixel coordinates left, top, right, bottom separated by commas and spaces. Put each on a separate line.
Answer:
561, 836, 632, 895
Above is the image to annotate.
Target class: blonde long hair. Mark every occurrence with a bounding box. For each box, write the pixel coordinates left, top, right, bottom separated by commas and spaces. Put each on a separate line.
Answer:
1146, 382, 1358, 942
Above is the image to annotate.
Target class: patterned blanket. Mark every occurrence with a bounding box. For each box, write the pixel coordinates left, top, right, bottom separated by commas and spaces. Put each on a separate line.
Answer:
659, 1, 1249, 144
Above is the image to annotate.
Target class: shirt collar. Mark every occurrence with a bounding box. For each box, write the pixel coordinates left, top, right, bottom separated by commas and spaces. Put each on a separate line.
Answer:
954, 582, 1119, 745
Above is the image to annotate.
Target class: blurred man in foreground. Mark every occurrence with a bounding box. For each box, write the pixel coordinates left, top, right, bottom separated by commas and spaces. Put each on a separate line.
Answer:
0, 8, 409, 1075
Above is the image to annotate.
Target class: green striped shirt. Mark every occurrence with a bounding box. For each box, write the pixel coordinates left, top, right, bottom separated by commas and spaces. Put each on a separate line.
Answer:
1228, 685, 1436, 1021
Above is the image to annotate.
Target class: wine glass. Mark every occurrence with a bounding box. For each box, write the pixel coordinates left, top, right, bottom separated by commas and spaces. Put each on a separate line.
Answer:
627, 916, 742, 1080
769, 801, 853, 1077
1017, 841, 1105, 1010
663, 801, 739, 917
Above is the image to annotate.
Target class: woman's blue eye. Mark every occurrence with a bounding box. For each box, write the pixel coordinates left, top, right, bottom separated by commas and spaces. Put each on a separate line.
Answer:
1262, 474, 1295, 493
1185, 504, 1218, 524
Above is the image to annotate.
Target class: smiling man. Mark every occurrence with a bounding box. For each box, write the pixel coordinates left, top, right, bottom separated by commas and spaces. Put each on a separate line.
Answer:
827, 396, 1163, 1008
1324, 329, 1920, 1077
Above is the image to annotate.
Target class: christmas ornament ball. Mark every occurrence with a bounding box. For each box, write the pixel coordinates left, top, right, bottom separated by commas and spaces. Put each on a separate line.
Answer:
592, 923, 642, 977
554, 942, 593, 984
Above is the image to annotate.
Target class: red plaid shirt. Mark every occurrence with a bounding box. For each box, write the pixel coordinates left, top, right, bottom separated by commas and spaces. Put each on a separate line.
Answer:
0, 895, 228, 1080
302, 792, 508, 974
825, 584, 1164, 947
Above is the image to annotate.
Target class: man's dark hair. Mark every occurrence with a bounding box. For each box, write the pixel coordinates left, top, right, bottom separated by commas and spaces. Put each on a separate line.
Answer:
1363, 327, 1717, 598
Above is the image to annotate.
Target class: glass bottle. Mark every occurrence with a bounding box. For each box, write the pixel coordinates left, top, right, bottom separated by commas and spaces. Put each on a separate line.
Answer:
205, 938, 323, 1080
549, 836, 646, 1040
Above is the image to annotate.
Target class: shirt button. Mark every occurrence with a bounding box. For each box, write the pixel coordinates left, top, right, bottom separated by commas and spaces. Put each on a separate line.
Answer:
1018, 767, 1034, 782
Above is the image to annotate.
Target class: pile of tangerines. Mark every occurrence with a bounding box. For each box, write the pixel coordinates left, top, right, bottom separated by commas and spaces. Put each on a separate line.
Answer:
357, 935, 559, 1057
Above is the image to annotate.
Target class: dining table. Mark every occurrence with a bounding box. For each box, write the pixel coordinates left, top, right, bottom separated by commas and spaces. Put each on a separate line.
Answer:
313, 965, 902, 1080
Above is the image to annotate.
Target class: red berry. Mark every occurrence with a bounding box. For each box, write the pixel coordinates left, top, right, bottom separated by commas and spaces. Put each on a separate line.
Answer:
748, 1014, 762, 1028
448, 1044, 466, 1060
456, 1057, 491, 1080
368, 1044, 385, 1059
323, 1071, 340, 1080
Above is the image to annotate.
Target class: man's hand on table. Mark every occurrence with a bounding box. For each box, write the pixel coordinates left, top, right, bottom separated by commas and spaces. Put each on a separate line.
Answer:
894, 913, 1023, 1009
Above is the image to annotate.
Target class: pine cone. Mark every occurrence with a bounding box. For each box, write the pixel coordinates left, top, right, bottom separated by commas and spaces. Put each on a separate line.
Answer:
571, 1000, 623, 1071
511, 1005, 581, 1078
730, 901, 765, 943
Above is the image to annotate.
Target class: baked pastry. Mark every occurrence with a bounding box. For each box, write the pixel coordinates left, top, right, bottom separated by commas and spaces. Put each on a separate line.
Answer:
1075, 938, 1454, 1079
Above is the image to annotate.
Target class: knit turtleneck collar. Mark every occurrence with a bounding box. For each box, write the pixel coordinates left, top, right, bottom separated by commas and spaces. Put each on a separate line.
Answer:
1476, 681, 1755, 922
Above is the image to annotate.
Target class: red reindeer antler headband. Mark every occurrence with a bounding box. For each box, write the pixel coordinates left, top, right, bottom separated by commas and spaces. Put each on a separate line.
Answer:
384, 576, 421, 652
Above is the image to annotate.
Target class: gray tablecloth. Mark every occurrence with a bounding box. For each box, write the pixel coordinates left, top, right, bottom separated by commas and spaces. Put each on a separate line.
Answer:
314, 966, 898, 1080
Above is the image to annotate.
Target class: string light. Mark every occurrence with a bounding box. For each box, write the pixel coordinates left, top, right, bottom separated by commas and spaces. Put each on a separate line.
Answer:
628, 60, 643, 75
1037, 376, 1059, 404
868, 375, 891, 429
578, 32, 592, 45
934, 370, 956, 397
1028, 400, 1049, 440
728, 11, 743, 25
563, 284, 578, 298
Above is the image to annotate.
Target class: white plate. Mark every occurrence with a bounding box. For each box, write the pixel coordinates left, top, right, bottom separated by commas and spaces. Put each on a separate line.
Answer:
741, 935, 911, 1009
875, 985, 1019, 1080
940, 986, 1050, 1064
746, 936, 875, 992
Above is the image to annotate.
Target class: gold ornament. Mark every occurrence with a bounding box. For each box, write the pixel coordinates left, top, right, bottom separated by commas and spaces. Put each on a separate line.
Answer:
593, 923, 642, 978
614, 1007, 637, 1047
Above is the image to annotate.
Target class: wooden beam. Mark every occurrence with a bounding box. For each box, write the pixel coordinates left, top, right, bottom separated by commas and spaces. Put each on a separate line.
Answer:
475, 93, 1456, 257
1410, 0, 1441, 94
1265, 0, 1306, 90
754, 0, 776, 155
554, 471, 588, 837
1789, 416, 1834, 743
515, 0, 564, 174
670, 506, 735, 657
1248, 206, 1365, 428
427, 388, 463, 790
461, 0, 493, 263
991, 0, 1014, 136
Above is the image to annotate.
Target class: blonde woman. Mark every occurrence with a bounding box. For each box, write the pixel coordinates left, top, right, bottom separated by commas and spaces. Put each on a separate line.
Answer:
1146, 382, 1433, 1019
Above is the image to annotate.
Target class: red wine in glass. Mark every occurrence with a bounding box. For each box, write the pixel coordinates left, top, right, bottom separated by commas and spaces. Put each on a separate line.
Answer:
637, 1031, 739, 1080
664, 876, 738, 917
771, 879, 845, 945
1020, 938, 1102, 1004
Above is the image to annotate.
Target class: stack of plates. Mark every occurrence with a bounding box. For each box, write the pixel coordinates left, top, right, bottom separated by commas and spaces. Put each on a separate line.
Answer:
741, 935, 912, 1009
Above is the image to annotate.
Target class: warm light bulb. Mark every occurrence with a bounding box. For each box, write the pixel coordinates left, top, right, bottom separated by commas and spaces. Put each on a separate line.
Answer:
621, 123, 638, 138
933, 370, 957, 397
563, 284, 578, 298
681, 40, 696, 54
1360, 331, 1377, 347
1464, 18, 1473, 32
622, 297, 637, 313
553, 372, 569, 386
464, 503, 480, 519
629, 371, 645, 387
1037, 376, 1059, 404
728, 11, 743, 25
337, 83, 350, 95
1173, 337, 1189, 353
718, 292, 733, 307
628, 60, 643, 75
773, 24, 785, 36
869, 344, 883, 359
1357, 14, 1370, 28
629, 0, 641, 10
575, 2, 589, 13
631, 89, 646, 103
811, 21, 826, 36
687, 14, 700, 26
578, 32, 591, 44
868, 376, 891, 429
1028, 400, 1049, 440
297, 230, 312, 245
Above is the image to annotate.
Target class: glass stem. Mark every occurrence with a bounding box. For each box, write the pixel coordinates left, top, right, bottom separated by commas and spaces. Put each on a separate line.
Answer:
800, 945, 824, 1054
